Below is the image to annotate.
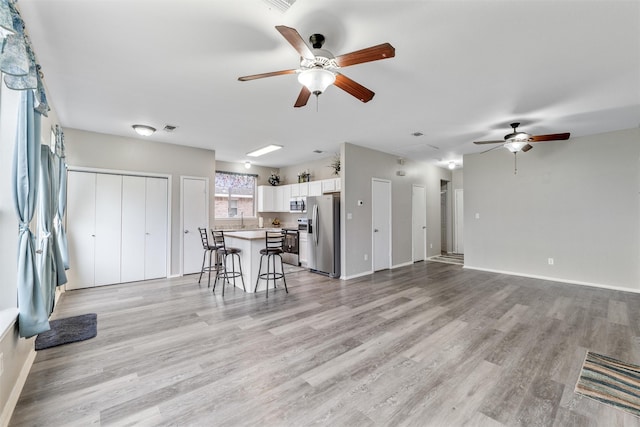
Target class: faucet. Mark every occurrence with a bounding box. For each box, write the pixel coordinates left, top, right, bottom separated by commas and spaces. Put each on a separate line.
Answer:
240, 211, 245, 229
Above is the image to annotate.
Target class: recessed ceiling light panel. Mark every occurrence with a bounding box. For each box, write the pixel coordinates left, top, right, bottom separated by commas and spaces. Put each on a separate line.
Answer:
262, 0, 296, 12
247, 144, 283, 157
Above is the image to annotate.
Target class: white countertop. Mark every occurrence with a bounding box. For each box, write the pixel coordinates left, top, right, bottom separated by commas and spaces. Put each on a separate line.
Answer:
224, 229, 284, 240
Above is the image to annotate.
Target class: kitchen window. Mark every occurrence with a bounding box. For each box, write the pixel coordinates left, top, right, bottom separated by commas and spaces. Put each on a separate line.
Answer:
214, 171, 257, 219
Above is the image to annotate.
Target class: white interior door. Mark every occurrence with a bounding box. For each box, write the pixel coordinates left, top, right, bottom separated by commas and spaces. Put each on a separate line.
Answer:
372, 178, 391, 271
94, 173, 122, 286
182, 177, 208, 275
145, 177, 168, 279
121, 175, 146, 283
454, 189, 464, 254
412, 184, 427, 262
66, 171, 96, 289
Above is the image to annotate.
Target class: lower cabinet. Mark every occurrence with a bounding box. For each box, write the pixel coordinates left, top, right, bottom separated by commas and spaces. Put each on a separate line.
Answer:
67, 171, 168, 289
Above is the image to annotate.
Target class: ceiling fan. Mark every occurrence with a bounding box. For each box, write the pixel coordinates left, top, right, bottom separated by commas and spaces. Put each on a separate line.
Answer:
474, 122, 570, 174
238, 25, 395, 108
473, 122, 570, 153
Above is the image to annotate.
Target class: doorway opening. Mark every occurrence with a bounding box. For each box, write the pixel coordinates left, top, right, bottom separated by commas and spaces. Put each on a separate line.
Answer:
440, 180, 451, 255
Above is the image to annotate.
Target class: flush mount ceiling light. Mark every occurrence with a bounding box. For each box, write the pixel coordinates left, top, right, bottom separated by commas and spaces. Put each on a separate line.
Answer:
244, 161, 252, 169
246, 144, 283, 157
132, 124, 156, 136
448, 161, 456, 170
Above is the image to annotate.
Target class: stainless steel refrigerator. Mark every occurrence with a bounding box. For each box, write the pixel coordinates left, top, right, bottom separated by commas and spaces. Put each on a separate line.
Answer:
307, 194, 340, 278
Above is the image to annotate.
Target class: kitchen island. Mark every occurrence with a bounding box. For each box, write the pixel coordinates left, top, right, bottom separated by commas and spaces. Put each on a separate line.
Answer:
222, 229, 287, 294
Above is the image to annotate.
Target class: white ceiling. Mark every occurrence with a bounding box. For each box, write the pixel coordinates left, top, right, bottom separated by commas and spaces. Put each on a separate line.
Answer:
17, 0, 640, 169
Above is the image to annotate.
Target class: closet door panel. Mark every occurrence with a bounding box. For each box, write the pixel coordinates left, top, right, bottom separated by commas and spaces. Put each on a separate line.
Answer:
66, 171, 96, 289
144, 177, 168, 279
121, 175, 146, 283
94, 174, 122, 286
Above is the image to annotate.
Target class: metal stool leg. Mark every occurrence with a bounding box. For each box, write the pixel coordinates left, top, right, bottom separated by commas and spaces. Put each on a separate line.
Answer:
279, 254, 288, 293
255, 254, 264, 292
236, 254, 246, 291
198, 248, 207, 284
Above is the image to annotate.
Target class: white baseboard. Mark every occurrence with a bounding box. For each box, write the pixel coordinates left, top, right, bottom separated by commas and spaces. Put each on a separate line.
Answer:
0, 346, 36, 427
392, 261, 413, 269
463, 265, 640, 294
341, 270, 374, 280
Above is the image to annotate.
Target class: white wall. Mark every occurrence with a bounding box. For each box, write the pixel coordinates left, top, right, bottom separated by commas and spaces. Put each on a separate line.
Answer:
63, 129, 216, 276
279, 155, 339, 185
342, 143, 451, 278
463, 127, 640, 291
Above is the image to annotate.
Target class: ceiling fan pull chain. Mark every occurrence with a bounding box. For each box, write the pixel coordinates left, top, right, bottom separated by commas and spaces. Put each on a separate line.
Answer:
514, 152, 518, 175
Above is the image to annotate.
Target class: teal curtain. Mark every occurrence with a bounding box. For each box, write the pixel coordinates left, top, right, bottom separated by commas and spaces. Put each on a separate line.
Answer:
13, 90, 49, 338
38, 146, 67, 315
55, 127, 69, 269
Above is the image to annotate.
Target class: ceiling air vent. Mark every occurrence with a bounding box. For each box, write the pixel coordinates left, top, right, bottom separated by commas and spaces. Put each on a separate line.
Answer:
262, 0, 296, 13
163, 125, 178, 132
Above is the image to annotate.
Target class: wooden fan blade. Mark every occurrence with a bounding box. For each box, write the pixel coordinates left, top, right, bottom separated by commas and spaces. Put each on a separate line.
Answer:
238, 69, 297, 81
530, 132, 570, 142
276, 25, 315, 60
473, 140, 504, 145
521, 144, 533, 152
335, 43, 396, 68
294, 86, 311, 108
334, 73, 375, 103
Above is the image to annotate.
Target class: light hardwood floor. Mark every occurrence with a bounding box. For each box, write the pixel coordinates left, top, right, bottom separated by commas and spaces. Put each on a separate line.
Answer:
10, 262, 640, 426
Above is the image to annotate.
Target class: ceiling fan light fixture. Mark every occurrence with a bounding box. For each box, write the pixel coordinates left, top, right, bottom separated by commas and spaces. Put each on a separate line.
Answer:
298, 68, 335, 95
504, 140, 528, 153
247, 144, 283, 157
132, 124, 156, 136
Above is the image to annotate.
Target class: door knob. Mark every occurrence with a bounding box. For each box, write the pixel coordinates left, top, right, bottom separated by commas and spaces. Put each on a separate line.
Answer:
374, 229, 379, 232
184, 230, 189, 234
422, 226, 426, 229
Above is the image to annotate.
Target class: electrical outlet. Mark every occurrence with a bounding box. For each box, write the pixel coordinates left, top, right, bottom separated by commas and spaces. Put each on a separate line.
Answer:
548, 258, 554, 265
430, 243, 433, 249
364, 254, 368, 261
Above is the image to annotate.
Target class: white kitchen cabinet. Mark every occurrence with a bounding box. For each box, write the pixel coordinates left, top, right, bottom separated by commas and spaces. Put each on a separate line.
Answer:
274, 186, 284, 212
67, 171, 168, 289
298, 231, 308, 266
259, 184, 292, 212
257, 185, 275, 212
322, 177, 341, 193
308, 180, 322, 197
290, 183, 300, 197
299, 182, 309, 196
281, 185, 292, 212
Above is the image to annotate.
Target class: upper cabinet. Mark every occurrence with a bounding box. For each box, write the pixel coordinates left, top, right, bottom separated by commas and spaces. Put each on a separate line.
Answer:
258, 178, 340, 213
308, 181, 322, 197
321, 177, 341, 194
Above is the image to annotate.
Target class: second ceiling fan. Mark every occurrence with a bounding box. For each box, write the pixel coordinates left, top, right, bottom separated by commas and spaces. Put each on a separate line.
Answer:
474, 122, 570, 153
238, 25, 395, 108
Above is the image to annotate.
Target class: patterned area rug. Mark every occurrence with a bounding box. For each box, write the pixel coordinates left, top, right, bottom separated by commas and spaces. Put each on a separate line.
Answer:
35, 313, 97, 350
575, 351, 640, 417
428, 253, 464, 265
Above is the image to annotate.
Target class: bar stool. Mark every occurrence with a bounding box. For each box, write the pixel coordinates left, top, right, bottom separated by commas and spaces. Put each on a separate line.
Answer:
198, 227, 221, 288
211, 230, 246, 296
255, 231, 288, 298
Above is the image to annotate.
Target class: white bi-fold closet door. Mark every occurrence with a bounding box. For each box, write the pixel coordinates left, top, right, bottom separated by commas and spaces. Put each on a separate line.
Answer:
66, 171, 168, 289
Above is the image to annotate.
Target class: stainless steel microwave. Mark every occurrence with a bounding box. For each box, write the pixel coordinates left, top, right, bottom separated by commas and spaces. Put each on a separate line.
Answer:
289, 198, 306, 213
